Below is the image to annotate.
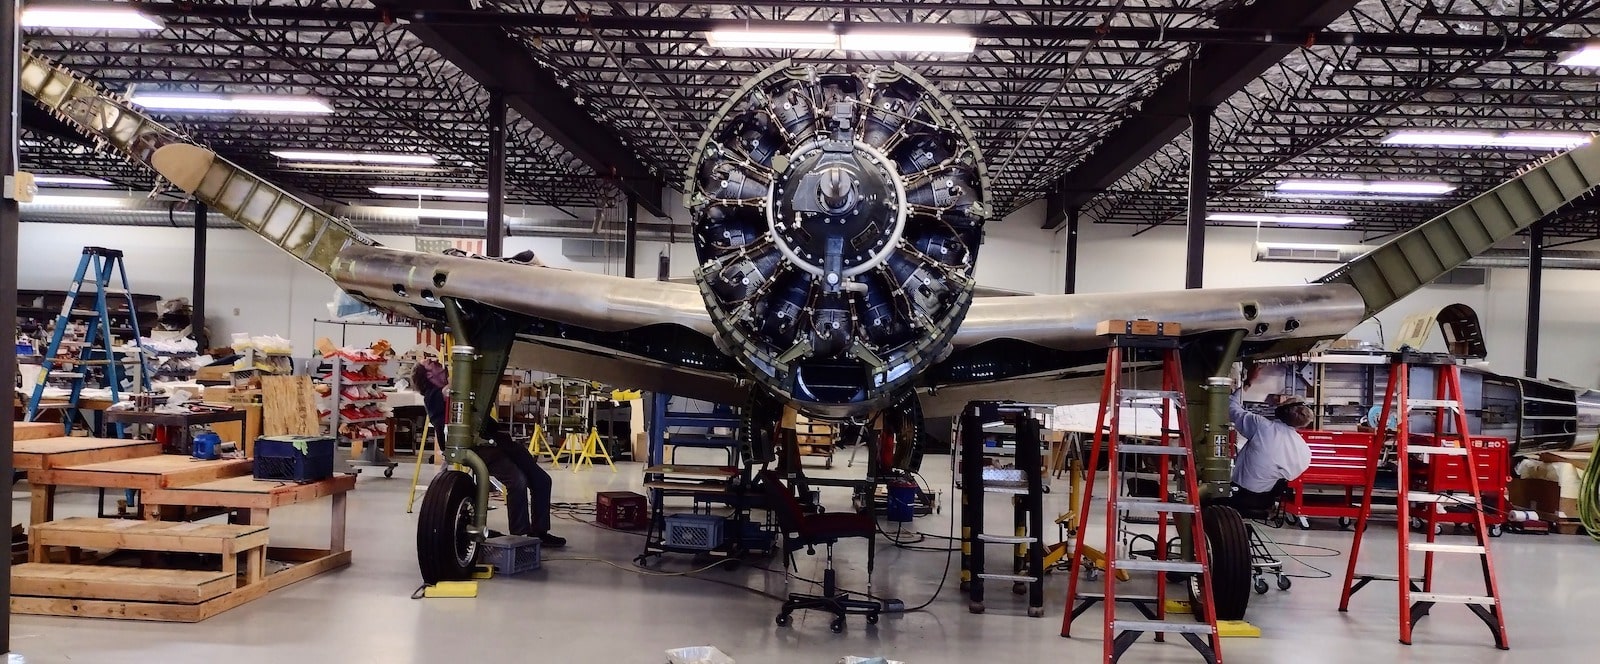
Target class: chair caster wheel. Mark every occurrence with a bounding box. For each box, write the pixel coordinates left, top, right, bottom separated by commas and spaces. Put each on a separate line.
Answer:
1278, 575, 1292, 591
830, 617, 845, 633
866, 613, 879, 625
1028, 607, 1045, 618
775, 613, 791, 627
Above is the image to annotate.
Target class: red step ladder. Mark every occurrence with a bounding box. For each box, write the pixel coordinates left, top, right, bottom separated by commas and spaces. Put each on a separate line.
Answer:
1338, 353, 1509, 650
1062, 321, 1220, 664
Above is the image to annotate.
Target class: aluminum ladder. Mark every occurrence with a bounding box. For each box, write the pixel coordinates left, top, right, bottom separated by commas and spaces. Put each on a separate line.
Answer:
25, 246, 150, 435
1339, 353, 1509, 649
1062, 322, 1220, 664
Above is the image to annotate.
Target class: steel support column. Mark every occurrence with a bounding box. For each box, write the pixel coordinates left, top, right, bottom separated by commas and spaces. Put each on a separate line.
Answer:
192, 203, 208, 349
486, 89, 506, 258
1063, 207, 1080, 294
1525, 220, 1544, 376
0, 0, 20, 652
1185, 107, 1212, 290
624, 195, 638, 278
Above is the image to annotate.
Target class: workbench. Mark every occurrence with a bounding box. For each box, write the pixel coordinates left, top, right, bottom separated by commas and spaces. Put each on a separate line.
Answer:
25, 455, 253, 525
142, 474, 357, 590
104, 409, 249, 455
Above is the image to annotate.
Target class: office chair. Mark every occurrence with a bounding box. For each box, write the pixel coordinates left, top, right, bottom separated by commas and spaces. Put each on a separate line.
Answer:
757, 470, 882, 632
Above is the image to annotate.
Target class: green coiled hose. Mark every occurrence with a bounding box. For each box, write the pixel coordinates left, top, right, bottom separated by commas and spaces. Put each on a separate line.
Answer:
1580, 441, 1600, 542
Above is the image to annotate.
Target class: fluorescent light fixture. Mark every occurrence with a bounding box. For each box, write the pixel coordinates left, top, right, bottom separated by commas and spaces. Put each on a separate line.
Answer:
271, 150, 436, 165
1382, 130, 1592, 150
1275, 179, 1456, 196
1559, 45, 1600, 67
128, 93, 334, 114
1208, 212, 1354, 226
839, 31, 977, 54
356, 205, 495, 221
369, 186, 489, 200
281, 163, 446, 175
22, 195, 130, 208
32, 175, 112, 186
705, 28, 837, 49
21, 6, 164, 31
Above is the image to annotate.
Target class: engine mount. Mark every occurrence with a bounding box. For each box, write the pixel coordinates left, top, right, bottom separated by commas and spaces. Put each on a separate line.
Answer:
687, 61, 990, 417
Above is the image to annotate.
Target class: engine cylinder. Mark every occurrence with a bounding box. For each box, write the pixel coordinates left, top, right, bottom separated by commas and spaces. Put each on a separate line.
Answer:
687, 62, 990, 417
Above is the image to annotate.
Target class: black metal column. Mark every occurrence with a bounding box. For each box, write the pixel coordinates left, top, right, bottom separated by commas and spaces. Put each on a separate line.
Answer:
1185, 106, 1212, 289
192, 203, 208, 350
1525, 220, 1544, 376
1063, 207, 1080, 294
1, 0, 20, 652
624, 195, 638, 278
960, 406, 985, 612
486, 89, 506, 258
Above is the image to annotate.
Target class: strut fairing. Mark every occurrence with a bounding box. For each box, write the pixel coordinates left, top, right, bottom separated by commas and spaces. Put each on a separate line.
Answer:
687, 61, 990, 417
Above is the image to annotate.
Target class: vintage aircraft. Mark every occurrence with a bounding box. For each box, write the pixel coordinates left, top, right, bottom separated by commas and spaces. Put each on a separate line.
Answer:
19, 52, 1600, 621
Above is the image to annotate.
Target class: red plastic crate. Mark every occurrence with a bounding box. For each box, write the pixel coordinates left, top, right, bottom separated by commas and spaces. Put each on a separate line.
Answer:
597, 491, 649, 530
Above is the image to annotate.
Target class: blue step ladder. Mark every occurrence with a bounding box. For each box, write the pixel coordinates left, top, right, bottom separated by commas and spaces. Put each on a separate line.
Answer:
26, 247, 151, 435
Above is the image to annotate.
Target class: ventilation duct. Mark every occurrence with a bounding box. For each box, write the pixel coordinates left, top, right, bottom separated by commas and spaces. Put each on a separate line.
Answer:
1255, 242, 1600, 271
19, 197, 690, 241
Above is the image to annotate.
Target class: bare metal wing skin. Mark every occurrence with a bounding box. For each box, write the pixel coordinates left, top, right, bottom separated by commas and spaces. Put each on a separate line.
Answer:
18, 50, 1600, 419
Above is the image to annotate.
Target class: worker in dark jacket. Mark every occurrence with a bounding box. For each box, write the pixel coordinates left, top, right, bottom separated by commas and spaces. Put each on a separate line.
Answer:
413, 353, 566, 548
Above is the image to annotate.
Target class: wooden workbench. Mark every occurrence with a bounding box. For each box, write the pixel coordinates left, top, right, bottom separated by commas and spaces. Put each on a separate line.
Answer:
26, 455, 253, 525
13, 421, 64, 441
142, 474, 357, 590
13, 437, 161, 472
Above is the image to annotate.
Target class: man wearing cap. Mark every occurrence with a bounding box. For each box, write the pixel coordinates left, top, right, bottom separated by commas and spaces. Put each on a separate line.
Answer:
1228, 366, 1314, 513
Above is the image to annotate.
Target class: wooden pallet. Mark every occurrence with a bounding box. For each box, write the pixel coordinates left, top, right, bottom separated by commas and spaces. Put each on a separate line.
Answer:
15, 517, 270, 622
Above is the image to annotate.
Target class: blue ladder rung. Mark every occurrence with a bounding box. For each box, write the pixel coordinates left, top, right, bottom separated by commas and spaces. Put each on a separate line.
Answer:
665, 434, 742, 449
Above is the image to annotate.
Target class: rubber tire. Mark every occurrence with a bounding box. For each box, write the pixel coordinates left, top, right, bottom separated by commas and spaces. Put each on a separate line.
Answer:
1338, 517, 1354, 531
417, 469, 480, 584
1277, 575, 1292, 591
1254, 577, 1269, 595
1489, 524, 1503, 538
384, 466, 395, 478
775, 613, 792, 627
1201, 504, 1253, 622
830, 617, 846, 633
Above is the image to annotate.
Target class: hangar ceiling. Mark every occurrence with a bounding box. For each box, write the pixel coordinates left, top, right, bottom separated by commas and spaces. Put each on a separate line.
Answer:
18, 0, 1600, 238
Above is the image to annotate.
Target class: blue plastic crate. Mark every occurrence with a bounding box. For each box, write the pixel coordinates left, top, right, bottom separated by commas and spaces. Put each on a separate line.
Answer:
482, 535, 541, 575
663, 513, 725, 551
253, 435, 336, 482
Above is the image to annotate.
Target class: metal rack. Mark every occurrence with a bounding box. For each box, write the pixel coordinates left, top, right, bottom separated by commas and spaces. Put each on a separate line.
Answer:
314, 353, 397, 478
636, 393, 765, 564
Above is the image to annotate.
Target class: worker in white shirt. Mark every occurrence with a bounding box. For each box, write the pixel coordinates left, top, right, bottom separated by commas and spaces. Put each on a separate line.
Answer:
1227, 365, 1313, 514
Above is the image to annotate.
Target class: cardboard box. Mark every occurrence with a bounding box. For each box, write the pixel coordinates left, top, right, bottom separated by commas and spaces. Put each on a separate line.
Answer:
195, 364, 232, 383
1508, 476, 1577, 522
1539, 451, 1592, 472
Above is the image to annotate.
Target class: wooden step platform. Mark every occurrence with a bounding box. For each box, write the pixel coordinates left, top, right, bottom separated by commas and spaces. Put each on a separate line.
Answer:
15, 517, 269, 622
11, 563, 268, 622
14, 436, 161, 472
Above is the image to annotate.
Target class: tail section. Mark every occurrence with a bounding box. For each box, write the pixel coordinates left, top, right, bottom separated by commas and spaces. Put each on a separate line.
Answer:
1319, 140, 1600, 317
18, 51, 376, 276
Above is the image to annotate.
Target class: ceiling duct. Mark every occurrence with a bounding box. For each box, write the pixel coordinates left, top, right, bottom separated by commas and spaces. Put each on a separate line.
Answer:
1255, 242, 1600, 271
19, 197, 691, 242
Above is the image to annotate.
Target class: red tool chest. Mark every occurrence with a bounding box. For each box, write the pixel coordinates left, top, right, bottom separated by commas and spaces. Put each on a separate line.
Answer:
1284, 430, 1376, 527
1408, 434, 1510, 536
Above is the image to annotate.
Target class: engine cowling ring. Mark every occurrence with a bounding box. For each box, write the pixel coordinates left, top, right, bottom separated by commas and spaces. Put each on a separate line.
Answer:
687, 61, 990, 418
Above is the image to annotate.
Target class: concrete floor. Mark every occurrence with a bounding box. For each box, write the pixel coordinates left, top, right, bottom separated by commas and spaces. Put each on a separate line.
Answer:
8, 454, 1597, 664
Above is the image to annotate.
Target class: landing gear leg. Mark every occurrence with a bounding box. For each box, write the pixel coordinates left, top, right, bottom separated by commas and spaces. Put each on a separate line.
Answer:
414, 299, 521, 583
